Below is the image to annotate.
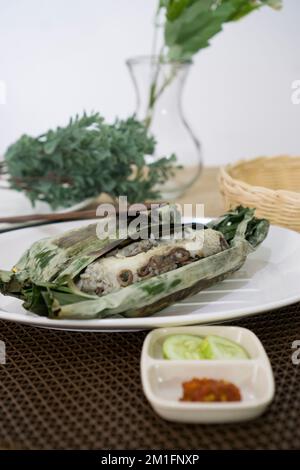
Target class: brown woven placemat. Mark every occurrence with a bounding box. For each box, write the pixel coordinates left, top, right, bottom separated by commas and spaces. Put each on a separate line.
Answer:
0, 303, 300, 450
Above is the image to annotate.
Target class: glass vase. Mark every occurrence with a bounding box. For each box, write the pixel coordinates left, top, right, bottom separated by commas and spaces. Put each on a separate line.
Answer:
126, 56, 203, 199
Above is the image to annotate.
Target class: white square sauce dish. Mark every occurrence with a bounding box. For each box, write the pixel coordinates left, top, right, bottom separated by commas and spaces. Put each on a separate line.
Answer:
141, 326, 275, 423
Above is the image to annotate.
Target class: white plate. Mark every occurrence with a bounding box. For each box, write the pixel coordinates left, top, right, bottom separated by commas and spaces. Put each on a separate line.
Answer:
141, 326, 275, 423
0, 218, 299, 331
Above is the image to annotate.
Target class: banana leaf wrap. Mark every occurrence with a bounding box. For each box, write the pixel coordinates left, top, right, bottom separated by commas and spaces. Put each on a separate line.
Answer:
0, 206, 269, 319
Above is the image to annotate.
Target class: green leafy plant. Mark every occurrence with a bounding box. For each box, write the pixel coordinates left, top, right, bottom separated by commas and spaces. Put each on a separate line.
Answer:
162, 0, 281, 60
145, 0, 281, 123
4, 113, 176, 209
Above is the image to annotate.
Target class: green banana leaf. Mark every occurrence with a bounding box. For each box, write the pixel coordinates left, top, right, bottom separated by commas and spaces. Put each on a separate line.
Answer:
0, 206, 269, 319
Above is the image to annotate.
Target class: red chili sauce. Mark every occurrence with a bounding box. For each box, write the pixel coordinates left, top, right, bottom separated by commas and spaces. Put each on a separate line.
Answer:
180, 378, 242, 402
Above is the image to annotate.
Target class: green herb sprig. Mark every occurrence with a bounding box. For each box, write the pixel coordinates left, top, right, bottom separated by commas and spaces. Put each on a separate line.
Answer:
4, 113, 176, 209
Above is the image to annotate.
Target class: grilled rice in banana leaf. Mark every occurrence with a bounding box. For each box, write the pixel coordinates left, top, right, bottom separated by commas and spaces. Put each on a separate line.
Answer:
0, 206, 269, 319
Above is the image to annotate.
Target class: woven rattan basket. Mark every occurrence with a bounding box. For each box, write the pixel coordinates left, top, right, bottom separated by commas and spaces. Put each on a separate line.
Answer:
219, 156, 300, 232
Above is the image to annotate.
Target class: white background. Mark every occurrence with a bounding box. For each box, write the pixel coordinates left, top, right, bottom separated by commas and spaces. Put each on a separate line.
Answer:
0, 0, 299, 165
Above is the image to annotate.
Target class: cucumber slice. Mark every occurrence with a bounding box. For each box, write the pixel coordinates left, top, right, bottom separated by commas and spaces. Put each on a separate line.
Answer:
200, 335, 249, 360
162, 334, 205, 360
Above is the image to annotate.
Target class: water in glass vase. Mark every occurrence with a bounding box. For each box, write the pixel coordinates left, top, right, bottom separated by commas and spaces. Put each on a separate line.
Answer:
127, 56, 202, 199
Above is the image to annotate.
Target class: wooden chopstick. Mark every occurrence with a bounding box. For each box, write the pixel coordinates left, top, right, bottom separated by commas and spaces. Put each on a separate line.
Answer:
0, 202, 166, 224
0, 209, 100, 224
